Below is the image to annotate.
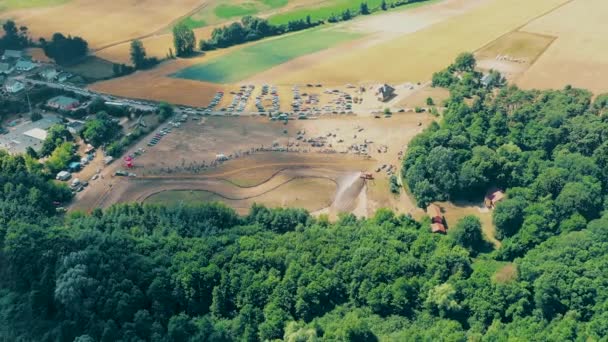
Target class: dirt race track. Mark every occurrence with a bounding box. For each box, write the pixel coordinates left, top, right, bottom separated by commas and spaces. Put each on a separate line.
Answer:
70, 114, 431, 219
92, 166, 368, 216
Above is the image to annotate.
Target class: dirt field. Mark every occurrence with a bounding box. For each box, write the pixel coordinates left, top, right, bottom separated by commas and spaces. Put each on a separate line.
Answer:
516, 0, 608, 93
475, 31, 555, 82
70, 113, 431, 218
1, 0, 205, 50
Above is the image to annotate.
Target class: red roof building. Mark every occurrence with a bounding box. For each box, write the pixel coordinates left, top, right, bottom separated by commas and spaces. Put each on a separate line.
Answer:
485, 190, 505, 209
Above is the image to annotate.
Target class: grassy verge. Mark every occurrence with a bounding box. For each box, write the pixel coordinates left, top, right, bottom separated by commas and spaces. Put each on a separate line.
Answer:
0, 0, 69, 11
269, 0, 435, 25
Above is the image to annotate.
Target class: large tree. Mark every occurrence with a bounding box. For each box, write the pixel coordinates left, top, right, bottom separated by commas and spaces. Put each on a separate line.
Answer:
129, 39, 147, 69
172, 23, 196, 56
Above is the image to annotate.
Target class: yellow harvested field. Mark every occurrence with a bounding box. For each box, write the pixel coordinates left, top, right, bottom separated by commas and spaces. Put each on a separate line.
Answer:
517, 0, 608, 94
1, 0, 205, 50
476, 31, 555, 61
475, 31, 555, 81
275, 0, 570, 85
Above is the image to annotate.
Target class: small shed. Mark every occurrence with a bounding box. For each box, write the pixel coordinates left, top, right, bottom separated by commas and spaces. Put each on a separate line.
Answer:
378, 84, 395, 102
427, 204, 446, 234
431, 223, 447, 234
485, 190, 505, 209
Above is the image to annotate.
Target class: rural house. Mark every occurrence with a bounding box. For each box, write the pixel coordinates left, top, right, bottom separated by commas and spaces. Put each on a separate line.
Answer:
378, 84, 395, 102
2, 49, 22, 60
427, 204, 446, 234
485, 189, 505, 209
47, 95, 80, 110
4, 79, 24, 93
0, 62, 13, 75
15, 59, 38, 72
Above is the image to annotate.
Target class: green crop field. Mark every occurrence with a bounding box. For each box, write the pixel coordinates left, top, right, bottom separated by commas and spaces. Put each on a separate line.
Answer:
178, 0, 289, 29
214, 3, 259, 19
172, 28, 362, 83
0, 0, 69, 11
269, 0, 434, 25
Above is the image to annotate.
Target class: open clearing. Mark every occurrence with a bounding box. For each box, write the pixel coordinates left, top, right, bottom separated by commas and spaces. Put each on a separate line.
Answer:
173, 28, 362, 83
516, 0, 608, 93
71, 114, 431, 218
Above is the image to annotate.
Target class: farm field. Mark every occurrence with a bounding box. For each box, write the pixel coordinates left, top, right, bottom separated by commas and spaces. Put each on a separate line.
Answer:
0, 0, 205, 50
0, 0, 69, 11
516, 0, 608, 94
475, 31, 555, 81
274, 0, 569, 85
173, 28, 362, 83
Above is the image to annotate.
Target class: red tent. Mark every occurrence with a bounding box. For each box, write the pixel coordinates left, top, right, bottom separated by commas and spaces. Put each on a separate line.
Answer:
124, 156, 134, 168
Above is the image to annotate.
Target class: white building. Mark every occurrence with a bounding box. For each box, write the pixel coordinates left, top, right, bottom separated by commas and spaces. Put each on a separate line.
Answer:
14, 59, 37, 72
4, 79, 24, 93
2, 50, 22, 60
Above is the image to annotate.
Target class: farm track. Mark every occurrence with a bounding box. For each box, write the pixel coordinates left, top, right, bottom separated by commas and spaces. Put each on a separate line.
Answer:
93, 1, 211, 52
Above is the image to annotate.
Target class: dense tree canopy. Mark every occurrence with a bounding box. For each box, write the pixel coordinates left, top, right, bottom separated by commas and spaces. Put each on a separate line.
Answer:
82, 112, 121, 147
1, 53, 608, 341
42, 33, 88, 65
172, 23, 196, 57
405, 53, 608, 259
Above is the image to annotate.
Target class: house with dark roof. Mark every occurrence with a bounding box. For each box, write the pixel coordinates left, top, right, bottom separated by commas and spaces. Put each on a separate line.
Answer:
378, 84, 396, 102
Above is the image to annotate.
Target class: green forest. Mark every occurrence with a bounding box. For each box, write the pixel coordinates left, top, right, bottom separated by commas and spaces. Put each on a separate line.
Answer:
1, 54, 608, 341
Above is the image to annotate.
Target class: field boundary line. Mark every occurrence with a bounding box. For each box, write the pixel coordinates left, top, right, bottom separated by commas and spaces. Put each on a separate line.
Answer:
473, 0, 575, 55
93, 1, 210, 52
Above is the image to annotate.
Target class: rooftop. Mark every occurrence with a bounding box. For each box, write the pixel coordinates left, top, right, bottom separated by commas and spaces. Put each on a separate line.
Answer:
3, 50, 22, 59
0, 115, 61, 154
48, 95, 79, 106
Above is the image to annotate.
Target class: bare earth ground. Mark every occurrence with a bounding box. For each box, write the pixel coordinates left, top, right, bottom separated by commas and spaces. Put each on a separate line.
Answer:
475, 31, 556, 82
70, 114, 431, 219
516, 0, 608, 94
275, 0, 569, 85
0, 0, 207, 51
